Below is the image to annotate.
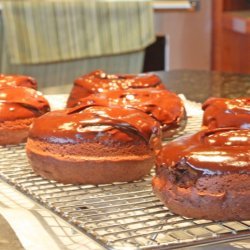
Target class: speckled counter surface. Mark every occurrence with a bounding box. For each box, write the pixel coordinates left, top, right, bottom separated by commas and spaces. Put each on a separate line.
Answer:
156, 70, 250, 102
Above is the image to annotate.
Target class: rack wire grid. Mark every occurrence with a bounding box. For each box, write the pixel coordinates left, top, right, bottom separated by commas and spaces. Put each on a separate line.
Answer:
0, 115, 250, 250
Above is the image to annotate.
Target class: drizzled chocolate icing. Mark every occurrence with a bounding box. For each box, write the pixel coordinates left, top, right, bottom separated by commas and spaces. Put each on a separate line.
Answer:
0, 74, 37, 89
29, 105, 161, 151
67, 70, 166, 107
0, 86, 50, 121
156, 128, 250, 176
202, 97, 250, 129
77, 88, 186, 132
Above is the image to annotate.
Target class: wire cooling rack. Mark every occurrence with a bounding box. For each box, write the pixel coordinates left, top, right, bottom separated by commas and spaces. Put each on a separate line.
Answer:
0, 115, 250, 250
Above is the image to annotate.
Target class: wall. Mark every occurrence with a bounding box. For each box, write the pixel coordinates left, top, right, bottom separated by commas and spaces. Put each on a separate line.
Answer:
154, 0, 212, 70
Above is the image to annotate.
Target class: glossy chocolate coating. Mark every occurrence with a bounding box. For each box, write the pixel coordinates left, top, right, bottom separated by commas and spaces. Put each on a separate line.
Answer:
0, 74, 37, 89
77, 88, 185, 130
67, 70, 166, 107
75, 70, 164, 89
156, 128, 250, 175
0, 86, 50, 121
202, 97, 250, 129
29, 105, 161, 151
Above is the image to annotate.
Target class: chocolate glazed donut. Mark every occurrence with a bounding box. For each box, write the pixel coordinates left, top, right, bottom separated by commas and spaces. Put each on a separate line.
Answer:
0, 74, 37, 89
67, 70, 166, 108
0, 86, 50, 145
26, 104, 162, 184
76, 88, 187, 139
202, 97, 250, 129
152, 128, 250, 221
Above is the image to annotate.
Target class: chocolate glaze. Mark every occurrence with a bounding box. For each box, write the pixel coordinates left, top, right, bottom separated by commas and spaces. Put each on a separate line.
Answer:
0, 86, 50, 121
156, 128, 250, 177
29, 105, 161, 152
202, 97, 250, 129
67, 70, 166, 107
75, 70, 164, 89
77, 88, 186, 132
0, 74, 37, 89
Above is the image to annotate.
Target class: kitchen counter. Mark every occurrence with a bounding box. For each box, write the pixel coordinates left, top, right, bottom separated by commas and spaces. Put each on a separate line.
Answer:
156, 69, 250, 102
1, 70, 250, 250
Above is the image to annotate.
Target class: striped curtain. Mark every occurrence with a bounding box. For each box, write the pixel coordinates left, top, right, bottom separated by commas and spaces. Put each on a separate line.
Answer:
1, 0, 154, 64
0, 11, 3, 71
0, 0, 154, 88
1, 49, 145, 89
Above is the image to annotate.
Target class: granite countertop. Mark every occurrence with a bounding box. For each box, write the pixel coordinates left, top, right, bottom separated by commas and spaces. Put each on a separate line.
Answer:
156, 70, 250, 102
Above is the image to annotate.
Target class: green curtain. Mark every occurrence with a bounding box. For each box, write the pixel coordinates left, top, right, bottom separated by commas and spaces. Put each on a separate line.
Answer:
0, 0, 154, 88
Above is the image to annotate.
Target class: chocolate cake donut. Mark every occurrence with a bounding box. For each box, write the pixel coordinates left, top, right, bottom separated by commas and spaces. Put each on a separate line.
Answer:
26, 104, 161, 184
153, 128, 250, 221
0, 86, 50, 145
202, 97, 250, 129
67, 70, 165, 107
0, 74, 37, 89
77, 88, 186, 138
